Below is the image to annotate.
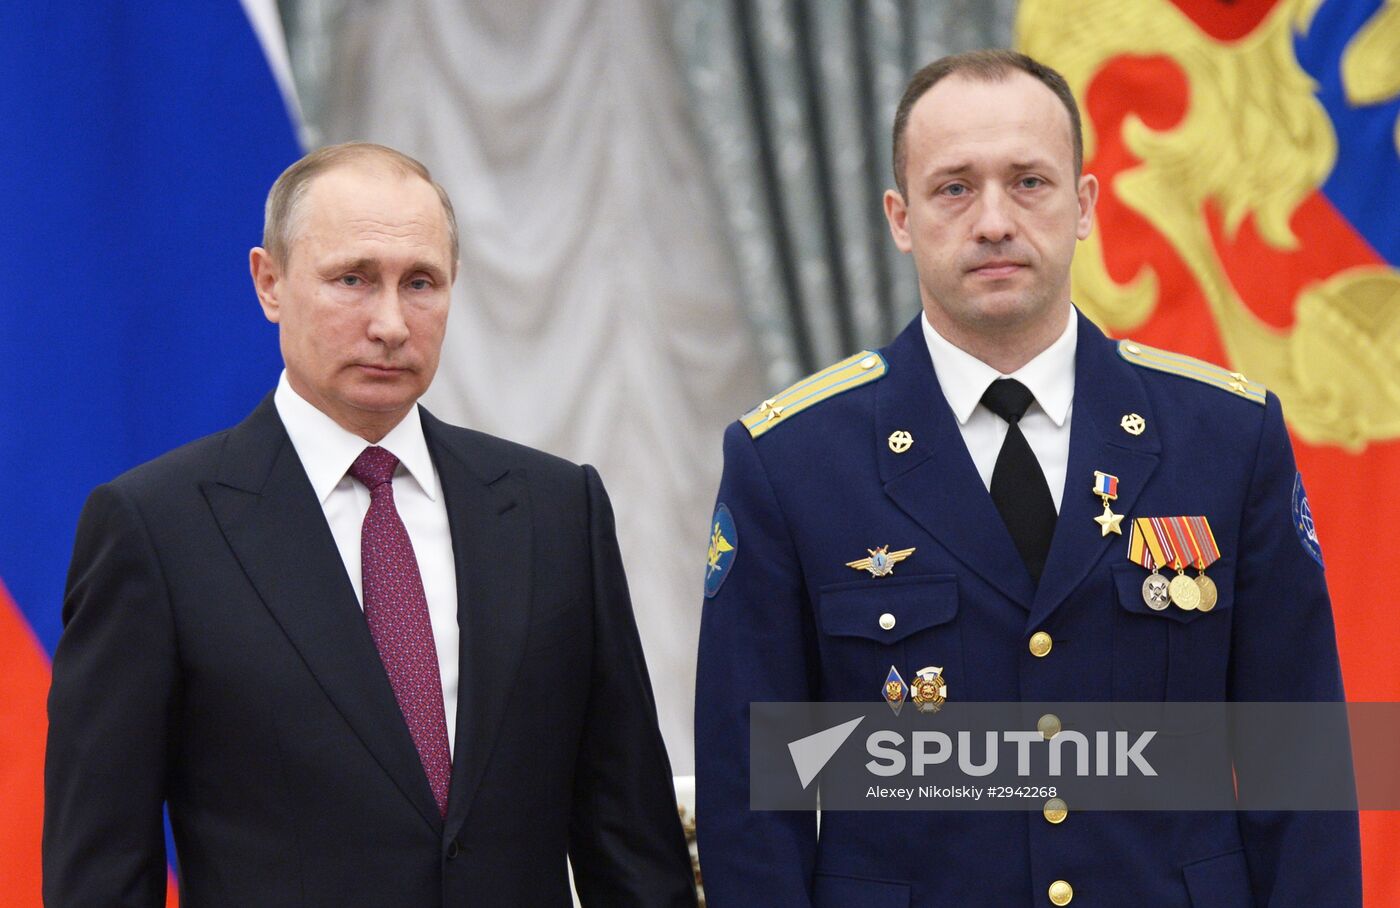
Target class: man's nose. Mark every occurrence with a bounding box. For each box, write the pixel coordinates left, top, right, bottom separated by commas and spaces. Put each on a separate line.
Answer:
367, 288, 410, 346
972, 187, 1016, 243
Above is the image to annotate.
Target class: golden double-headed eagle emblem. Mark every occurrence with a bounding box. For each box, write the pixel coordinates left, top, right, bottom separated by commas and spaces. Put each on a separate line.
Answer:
1019, 0, 1400, 451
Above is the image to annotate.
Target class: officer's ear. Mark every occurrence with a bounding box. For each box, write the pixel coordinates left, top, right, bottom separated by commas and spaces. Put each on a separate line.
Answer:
1075, 173, 1099, 241
250, 247, 284, 324
884, 189, 913, 253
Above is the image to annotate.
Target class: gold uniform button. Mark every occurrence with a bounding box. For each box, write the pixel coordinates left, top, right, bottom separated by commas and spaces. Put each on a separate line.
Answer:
1029, 631, 1053, 657
1038, 713, 1062, 740
1049, 879, 1073, 905
1125, 343, 1141, 355
860, 355, 878, 370
1043, 797, 1068, 824
878, 612, 896, 631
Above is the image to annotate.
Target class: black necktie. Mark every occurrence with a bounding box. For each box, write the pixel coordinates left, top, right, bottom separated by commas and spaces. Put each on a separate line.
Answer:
981, 378, 1057, 584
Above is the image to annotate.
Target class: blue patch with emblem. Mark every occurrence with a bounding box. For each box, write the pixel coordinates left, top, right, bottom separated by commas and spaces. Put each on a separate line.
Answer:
1292, 472, 1324, 567
705, 503, 738, 598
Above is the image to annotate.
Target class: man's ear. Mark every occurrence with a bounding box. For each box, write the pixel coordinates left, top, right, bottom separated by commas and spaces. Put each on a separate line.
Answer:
249, 247, 282, 324
884, 189, 913, 253
1075, 173, 1099, 241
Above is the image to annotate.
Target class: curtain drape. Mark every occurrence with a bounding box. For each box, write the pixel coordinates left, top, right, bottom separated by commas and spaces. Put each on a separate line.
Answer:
280, 0, 1016, 772
670, 0, 1015, 387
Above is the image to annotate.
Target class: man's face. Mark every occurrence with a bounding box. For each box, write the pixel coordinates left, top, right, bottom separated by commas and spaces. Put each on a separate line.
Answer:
251, 165, 456, 440
884, 72, 1097, 345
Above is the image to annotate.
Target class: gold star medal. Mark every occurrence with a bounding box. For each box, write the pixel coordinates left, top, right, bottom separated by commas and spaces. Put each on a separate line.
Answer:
1092, 471, 1124, 536
847, 545, 915, 578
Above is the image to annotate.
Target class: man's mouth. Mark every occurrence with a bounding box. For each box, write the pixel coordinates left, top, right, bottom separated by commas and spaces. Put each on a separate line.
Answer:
968, 260, 1025, 278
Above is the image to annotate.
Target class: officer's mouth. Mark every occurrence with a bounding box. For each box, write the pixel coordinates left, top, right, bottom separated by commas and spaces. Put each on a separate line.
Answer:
967, 260, 1027, 278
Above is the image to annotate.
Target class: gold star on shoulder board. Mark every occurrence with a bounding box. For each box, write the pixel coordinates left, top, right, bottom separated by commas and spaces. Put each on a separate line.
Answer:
1094, 504, 1124, 536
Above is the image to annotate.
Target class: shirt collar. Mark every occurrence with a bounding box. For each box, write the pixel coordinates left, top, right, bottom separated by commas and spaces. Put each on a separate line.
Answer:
921, 307, 1077, 427
273, 370, 440, 504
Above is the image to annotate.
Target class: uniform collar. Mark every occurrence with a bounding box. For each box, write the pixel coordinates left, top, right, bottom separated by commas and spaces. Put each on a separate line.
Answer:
273, 370, 440, 504
921, 306, 1077, 427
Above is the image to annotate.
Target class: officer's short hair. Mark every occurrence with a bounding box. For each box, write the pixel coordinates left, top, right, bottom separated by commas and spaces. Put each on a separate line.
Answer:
891, 50, 1084, 196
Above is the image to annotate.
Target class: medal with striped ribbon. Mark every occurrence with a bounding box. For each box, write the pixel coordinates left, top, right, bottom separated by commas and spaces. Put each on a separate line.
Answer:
1128, 518, 1171, 610
1183, 516, 1221, 612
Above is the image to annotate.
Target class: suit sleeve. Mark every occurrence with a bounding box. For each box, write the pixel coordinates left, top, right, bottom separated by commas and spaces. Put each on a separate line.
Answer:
1228, 392, 1361, 906
43, 482, 177, 908
567, 464, 698, 907
694, 422, 818, 908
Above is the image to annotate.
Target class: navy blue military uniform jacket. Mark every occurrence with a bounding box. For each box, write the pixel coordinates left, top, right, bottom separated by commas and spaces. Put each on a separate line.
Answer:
695, 311, 1359, 907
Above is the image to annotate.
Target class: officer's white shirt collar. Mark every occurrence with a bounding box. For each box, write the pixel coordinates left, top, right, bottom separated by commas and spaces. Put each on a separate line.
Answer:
921, 306, 1077, 426
273, 370, 440, 504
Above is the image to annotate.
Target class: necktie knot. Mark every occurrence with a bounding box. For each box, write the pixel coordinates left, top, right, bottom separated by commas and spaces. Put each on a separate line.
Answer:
349, 446, 400, 490
981, 378, 1036, 425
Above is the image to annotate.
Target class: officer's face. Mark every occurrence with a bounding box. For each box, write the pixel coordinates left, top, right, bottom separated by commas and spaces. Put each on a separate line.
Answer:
885, 72, 1097, 349
250, 164, 456, 441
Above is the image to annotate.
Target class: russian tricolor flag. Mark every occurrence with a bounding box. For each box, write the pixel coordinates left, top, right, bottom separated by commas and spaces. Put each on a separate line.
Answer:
0, 3, 300, 902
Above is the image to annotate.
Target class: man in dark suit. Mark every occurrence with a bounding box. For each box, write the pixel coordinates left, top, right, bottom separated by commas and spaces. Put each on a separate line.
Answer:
44, 142, 696, 907
694, 51, 1359, 906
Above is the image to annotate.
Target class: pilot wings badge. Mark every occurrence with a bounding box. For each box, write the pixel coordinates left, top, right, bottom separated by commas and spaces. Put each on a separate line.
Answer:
846, 545, 916, 578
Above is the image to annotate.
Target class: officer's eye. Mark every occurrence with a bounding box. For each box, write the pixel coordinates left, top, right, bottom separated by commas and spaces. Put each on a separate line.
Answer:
339, 274, 364, 287
941, 183, 968, 197
407, 278, 432, 291
1019, 177, 1045, 189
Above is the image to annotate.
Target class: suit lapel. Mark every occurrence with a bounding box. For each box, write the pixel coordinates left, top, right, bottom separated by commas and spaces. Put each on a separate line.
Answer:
201, 396, 444, 833
420, 414, 533, 837
877, 319, 1037, 609
1026, 313, 1160, 632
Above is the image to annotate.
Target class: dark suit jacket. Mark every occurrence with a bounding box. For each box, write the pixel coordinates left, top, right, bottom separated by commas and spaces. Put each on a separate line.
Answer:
44, 396, 696, 907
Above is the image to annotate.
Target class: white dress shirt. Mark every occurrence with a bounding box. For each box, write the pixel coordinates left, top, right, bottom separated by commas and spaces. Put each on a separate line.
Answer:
921, 309, 1077, 512
274, 371, 459, 755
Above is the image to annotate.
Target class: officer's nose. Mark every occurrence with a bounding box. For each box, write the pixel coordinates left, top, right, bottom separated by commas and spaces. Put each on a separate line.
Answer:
972, 186, 1016, 244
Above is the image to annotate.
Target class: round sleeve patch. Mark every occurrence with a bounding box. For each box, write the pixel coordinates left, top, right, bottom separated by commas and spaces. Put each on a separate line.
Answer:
1292, 472, 1324, 567
704, 503, 738, 598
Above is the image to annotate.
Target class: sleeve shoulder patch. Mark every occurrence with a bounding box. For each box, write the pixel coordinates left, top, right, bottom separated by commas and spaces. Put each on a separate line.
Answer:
1292, 472, 1325, 568
704, 503, 738, 598
1117, 340, 1266, 405
741, 351, 887, 439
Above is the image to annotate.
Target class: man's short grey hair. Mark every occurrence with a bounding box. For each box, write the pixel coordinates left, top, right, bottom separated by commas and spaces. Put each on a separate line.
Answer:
262, 142, 460, 264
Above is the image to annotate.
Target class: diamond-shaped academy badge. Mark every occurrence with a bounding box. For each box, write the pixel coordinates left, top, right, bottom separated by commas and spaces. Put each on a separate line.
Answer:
883, 665, 907, 715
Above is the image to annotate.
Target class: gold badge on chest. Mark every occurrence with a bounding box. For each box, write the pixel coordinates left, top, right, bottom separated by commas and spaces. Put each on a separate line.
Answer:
846, 545, 916, 578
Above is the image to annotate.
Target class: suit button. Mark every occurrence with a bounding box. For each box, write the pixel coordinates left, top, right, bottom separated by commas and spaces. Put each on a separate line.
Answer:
1043, 797, 1067, 824
1029, 631, 1053, 657
446, 840, 460, 860
878, 612, 896, 630
1048, 879, 1073, 904
1038, 713, 1062, 740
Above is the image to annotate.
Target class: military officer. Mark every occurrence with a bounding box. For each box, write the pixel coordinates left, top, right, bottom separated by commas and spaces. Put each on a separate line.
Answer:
694, 50, 1359, 906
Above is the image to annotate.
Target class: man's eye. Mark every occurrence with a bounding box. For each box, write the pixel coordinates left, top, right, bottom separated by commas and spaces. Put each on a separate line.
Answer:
408, 279, 431, 291
1020, 177, 1044, 189
942, 184, 967, 197
340, 275, 363, 287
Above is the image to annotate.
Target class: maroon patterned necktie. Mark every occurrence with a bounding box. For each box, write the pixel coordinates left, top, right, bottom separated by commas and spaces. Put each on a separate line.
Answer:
348, 445, 452, 816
